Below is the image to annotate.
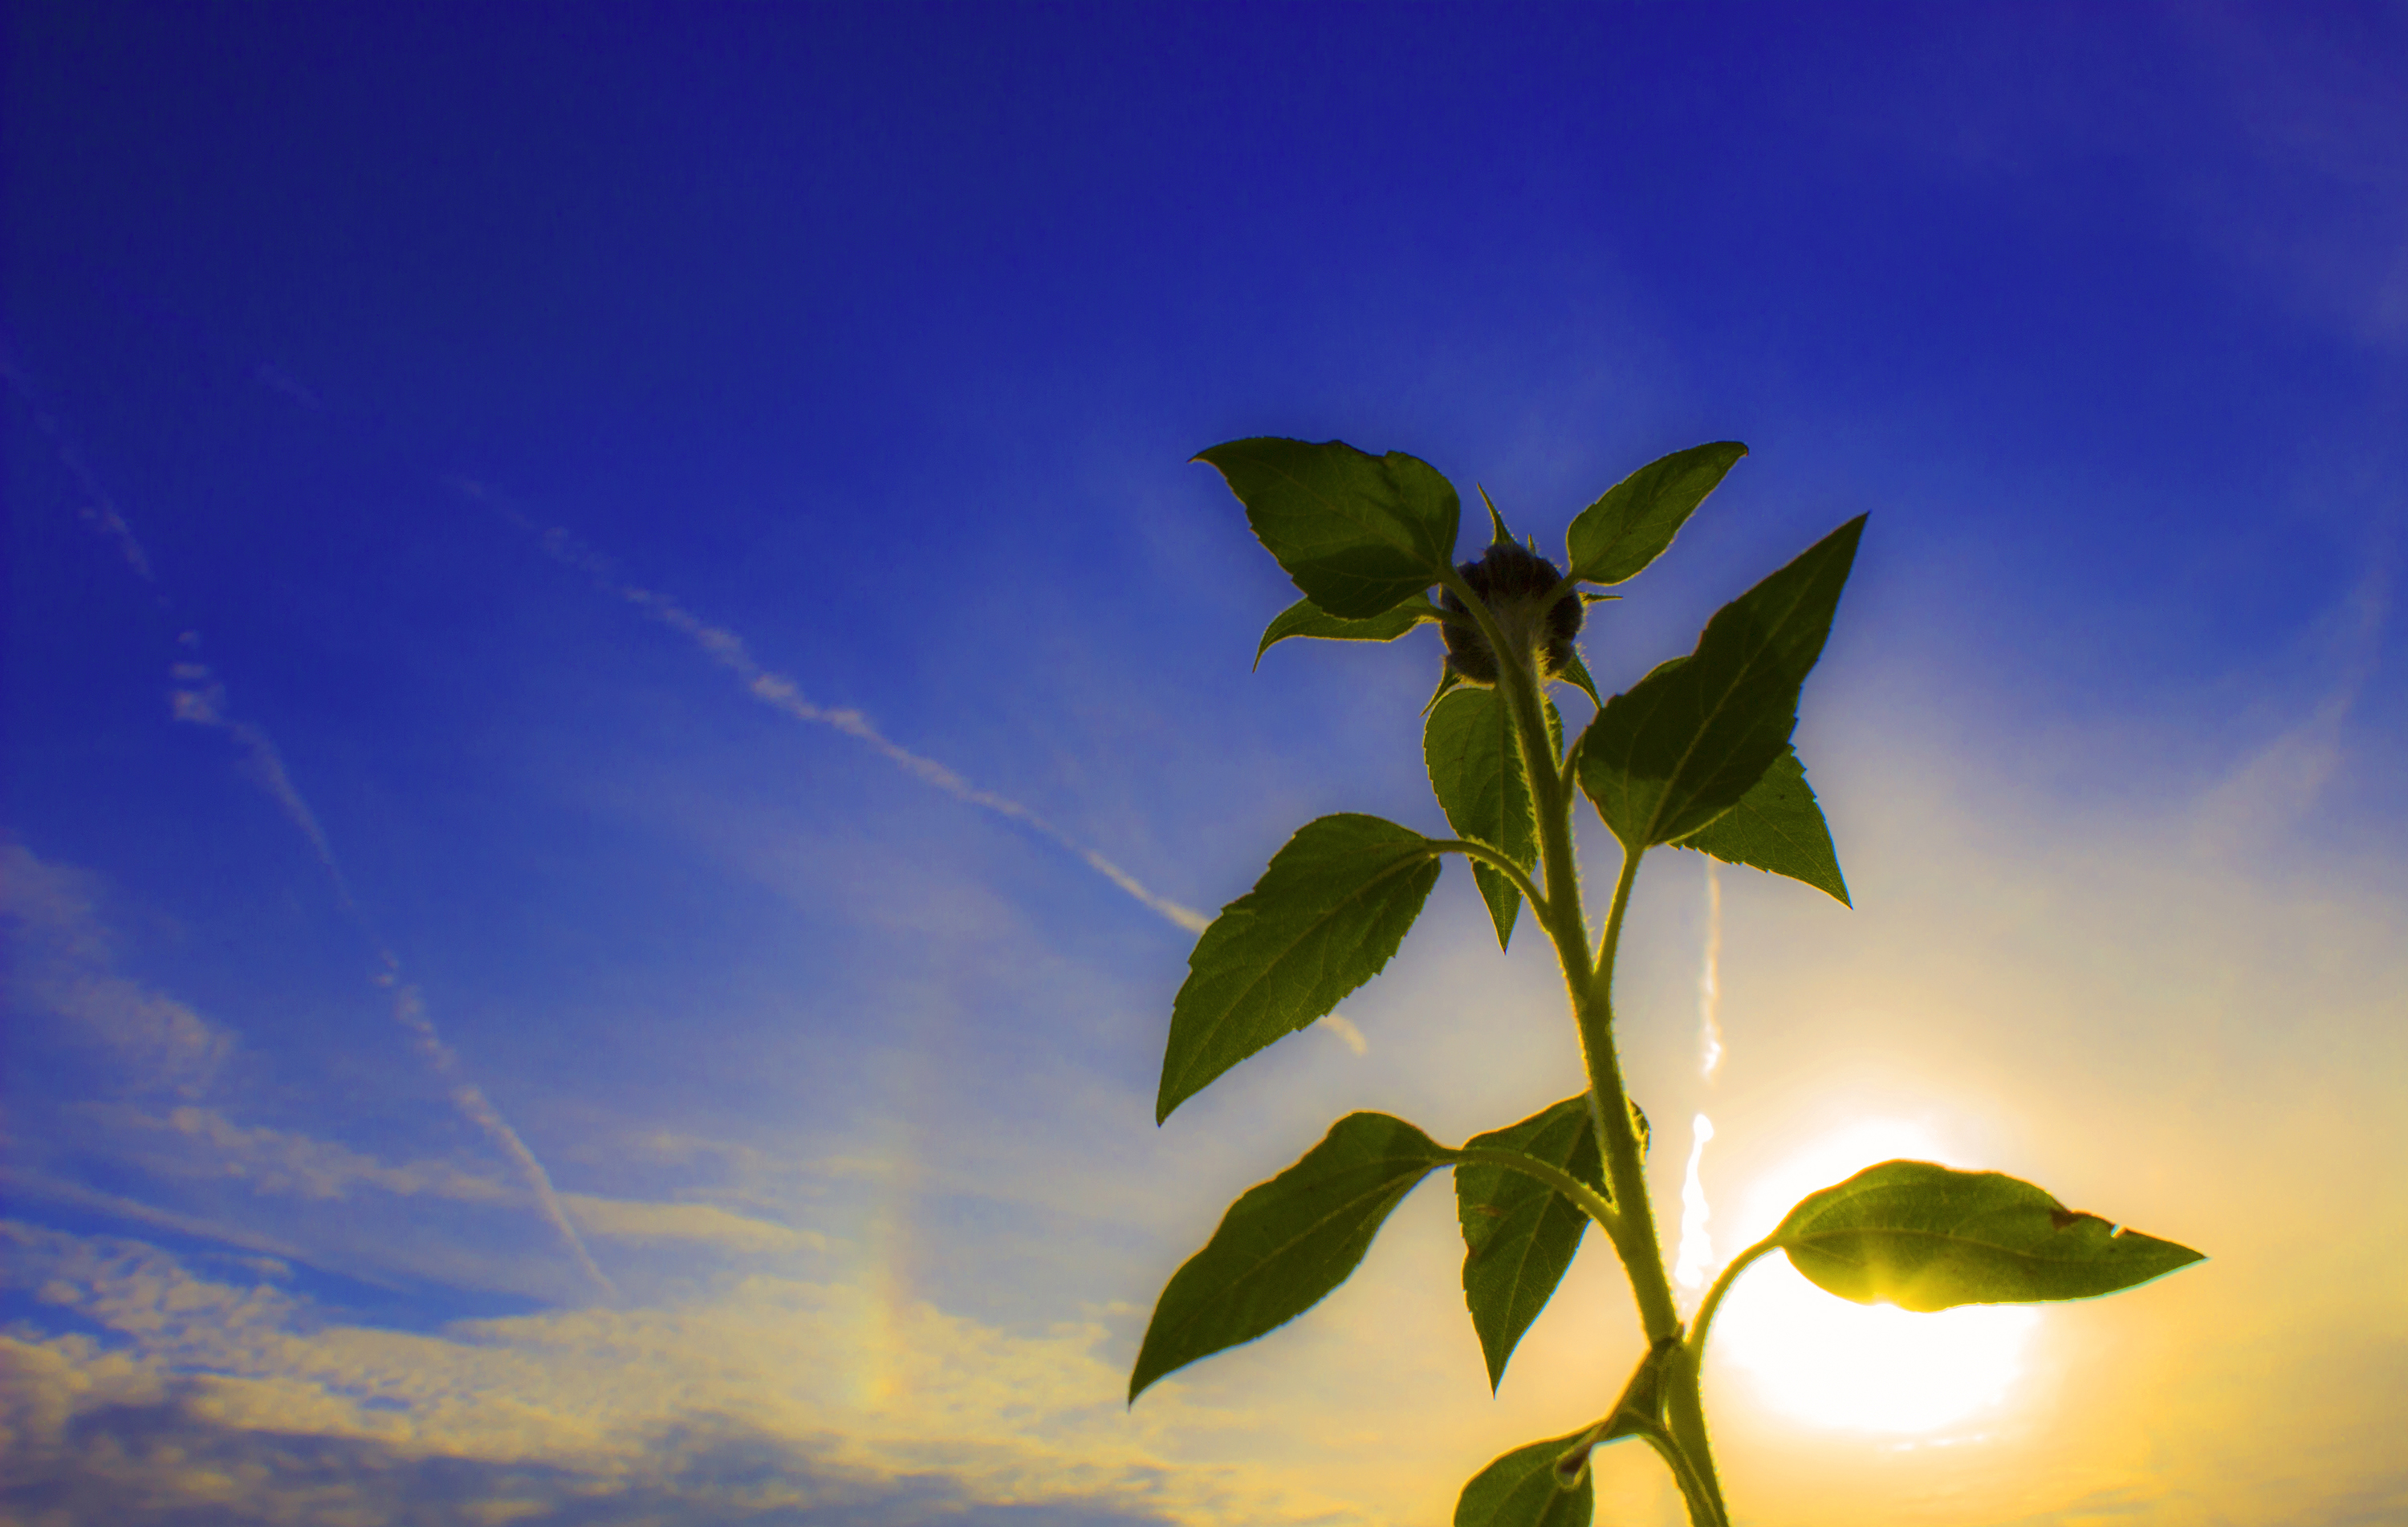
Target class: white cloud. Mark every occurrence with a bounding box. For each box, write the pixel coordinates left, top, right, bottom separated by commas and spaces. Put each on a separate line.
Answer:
3, 839, 615, 1303
561, 1195, 826, 1255
75, 1104, 515, 1205
2, 841, 234, 1095
0, 1219, 1353, 1526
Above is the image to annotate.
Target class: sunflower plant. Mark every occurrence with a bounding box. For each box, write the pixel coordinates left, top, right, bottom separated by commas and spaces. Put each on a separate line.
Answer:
1129, 436, 2203, 1525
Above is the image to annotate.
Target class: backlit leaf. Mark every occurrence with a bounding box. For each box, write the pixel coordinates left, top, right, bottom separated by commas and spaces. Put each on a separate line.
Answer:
1556, 648, 1603, 709
1425, 665, 1468, 713
1576, 517, 1865, 848
1564, 441, 1747, 587
1197, 437, 1461, 619
1480, 485, 1513, 545
1423, 688, 1560, 950
1157, 814, 1442, 1122
1130, 1111, 1451, 1399
1674, 746, 1850, 906
1454, 1096, 1602, 1391
1255, 596, 1430, 668
1454, 1429, 1595, 1527
1772, 1159, 2207, 1313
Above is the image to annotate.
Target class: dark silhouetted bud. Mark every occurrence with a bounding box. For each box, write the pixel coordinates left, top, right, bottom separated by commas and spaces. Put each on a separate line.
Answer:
1440, 541, 1582, 684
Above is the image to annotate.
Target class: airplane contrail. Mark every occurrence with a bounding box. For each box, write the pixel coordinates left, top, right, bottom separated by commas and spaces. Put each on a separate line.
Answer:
1674, 1112, 1717, 1293
18, 362, 619, 1302
2, 351, 155, 581
384, 968, 616, 1298
469, 482, 1214, 938
1674, 859, 1723, 1294
165, 648, 619, 1302
170, 646, 353, 908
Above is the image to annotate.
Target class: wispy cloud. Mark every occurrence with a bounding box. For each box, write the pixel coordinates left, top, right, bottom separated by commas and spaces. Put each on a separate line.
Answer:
4, 374, 619, 1302
0, 855, 620, 1299
466, 483, 1213, 937
560, 1195, 827, 1255
75, 1103, 515, 1205
0, 1219, 1340, 1527
2192, 558, 2392, 851
0, 1172, 315, 1266
2170, 4, 2408, 350
2, 842, 234, 1095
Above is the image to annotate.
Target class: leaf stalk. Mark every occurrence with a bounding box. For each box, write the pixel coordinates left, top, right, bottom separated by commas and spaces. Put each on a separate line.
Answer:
1427, 837, 1547, 915
1683, 1234, 1779, 1371
1453, 1144, 1621, 1235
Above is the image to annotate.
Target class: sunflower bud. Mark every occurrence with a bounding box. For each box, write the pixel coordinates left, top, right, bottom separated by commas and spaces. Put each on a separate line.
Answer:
1439, 540, 1582, 684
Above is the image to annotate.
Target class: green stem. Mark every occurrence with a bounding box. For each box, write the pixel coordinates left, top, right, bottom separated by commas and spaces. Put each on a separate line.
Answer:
1662, 1353, 1725, 1525
1436, 562, 1726, 1525
1453, 1145, 1620, 1235
1640, 1430, 1727, 1527
1589, 844, 1726, 1524
1576, 852, 1688, 1330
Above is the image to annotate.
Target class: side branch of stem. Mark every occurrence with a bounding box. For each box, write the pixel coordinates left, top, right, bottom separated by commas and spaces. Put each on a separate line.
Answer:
1428, 838, 1547, 913
1452, 1145, 1621, 1235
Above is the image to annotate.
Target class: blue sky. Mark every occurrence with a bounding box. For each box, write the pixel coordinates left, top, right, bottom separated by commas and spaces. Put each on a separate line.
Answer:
6, 4, 2405, 1524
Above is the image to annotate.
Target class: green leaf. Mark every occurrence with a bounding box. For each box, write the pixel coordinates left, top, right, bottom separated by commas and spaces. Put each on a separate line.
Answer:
1255, 596, 1430, 668
1454, 1429, 1595, 1527
1455, 1096, 1603, 1391
1576, 516, 1865, 849
1197, 437, 1462, 619
1564, 441, 1748, 587
1157, 814, 1442, 1122
1423, 688, 1561, 950
1130, 1111, 1452, 1400
1424, 665, 1468, 714
1479, 484, 1514, 546
1772, 1159, 2207, 1313
1556, 648, 1604, 710
1674, 746, 1850, 906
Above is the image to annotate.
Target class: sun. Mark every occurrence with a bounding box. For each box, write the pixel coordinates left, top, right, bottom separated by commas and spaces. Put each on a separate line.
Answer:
1706, 1119, 2040, 1435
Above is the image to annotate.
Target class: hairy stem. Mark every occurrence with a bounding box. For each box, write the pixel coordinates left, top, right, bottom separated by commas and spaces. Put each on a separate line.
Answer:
1592, 851, 1730, 1523
1576, 849, 1681, 1343
1641, 1430, 1727, 1527
1428, 838, 1548, 912
1453, 1144, 1621, 1234
1435, 564, 1728, 1524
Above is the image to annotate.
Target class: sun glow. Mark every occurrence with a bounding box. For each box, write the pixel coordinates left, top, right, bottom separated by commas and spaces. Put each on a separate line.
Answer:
1711, 1119, 2040, 1434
